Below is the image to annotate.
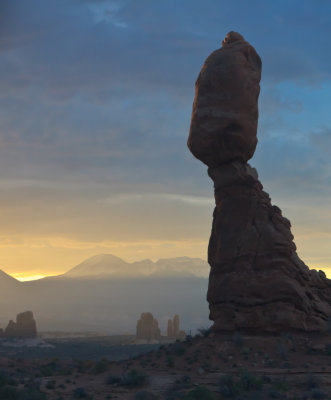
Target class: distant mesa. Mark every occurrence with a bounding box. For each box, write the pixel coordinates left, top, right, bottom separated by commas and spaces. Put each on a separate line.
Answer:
0, 311, 37, 338
188, 31, 331, 332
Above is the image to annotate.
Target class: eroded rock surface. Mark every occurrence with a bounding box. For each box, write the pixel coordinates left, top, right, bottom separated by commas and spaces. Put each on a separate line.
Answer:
188, 32, 331, 332
188, 31, 261, 168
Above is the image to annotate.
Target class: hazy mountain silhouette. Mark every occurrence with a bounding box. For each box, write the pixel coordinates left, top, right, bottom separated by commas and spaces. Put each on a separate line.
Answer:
60, 254, 209, 279
0, 255, 210, 334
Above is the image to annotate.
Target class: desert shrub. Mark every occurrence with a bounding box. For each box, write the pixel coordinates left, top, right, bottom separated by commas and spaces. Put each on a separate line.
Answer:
232, 331, 244, 347
134, 390, 158, 400
219, 374, 238, 397
0, 370, 17, 388
305, 373, 320, 390
185, 334, 193, 344
0, 386, 47, 400
0, 386, 19, 400
271, 378, 288, 392
172, 342, 186, 357
106, 374, 122, 385
277, 340, 288, 361
73, 387, 92, 399
197, 327, 212, 338
93, 359, 109, 374
310, 388, 326, 399
45, 379, 56, 389
238, 370, 263, 392
121, 370, 148, 388
166, 355, 174, 367
184, 386, 214, 399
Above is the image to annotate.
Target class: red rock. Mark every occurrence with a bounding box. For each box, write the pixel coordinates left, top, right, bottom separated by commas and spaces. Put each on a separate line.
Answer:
188, 31, 261, 168
4, 311, 37, 338
136, 312, 161, 341
188, 32, 331, 332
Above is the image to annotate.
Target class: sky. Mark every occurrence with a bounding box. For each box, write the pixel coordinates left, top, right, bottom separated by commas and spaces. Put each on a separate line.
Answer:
0, 0, 331, 280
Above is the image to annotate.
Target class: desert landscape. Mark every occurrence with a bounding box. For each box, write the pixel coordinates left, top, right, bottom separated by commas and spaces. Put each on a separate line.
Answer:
1, 1, 331, 399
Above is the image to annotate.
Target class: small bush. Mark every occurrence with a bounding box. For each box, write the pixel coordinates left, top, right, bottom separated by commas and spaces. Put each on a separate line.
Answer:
45, 379, 56, 389
305, 373, 320, 390
277, 340, 288, 361
166, 356, 174, 367
271, 378, 288, 392
184, 386, 214, 399
172, 343, 186, 357
121, 370, 148, 388
310, 388, 326, 399
134, 391, 158, 400
219, 374, 238, 397
238, 370, 263, 391
93, 359, 109, 374
73, 387, 92, 399
232, 332, 244, 347
106, 374, 122, 385
197, 327, 212, 338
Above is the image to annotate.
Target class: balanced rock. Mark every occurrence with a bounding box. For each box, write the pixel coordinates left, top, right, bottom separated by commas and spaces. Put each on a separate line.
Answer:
188, 32, 331, 332
188, 31, 261, 168
136, 312, 161, 341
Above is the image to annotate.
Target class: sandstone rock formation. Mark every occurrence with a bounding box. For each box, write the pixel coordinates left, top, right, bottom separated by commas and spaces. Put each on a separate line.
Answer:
188, 31, 261, 168
167, 318, 173, 337
136, 312, 161, 341
167, 314, 185, 338
2, 311, 37, 338
188, 32, 331, 332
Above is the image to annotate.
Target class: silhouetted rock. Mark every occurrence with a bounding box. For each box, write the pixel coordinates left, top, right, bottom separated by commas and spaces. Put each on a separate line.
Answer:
3, 311, 37, 338
167, 314, 185, 338
188, 31, 261, 168
173, 314, 179, 337
188, 32, 331, 332
167, 319, 173, 337
136, 312, 161, 342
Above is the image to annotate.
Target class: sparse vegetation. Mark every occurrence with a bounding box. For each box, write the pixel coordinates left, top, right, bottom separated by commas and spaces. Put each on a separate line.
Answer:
197, 327, 212, 338
134, 391, 158, 400
121, 369, 149, 388
73, 386, 93, 399
184, 386, 215, 399
233, 331, 244, 347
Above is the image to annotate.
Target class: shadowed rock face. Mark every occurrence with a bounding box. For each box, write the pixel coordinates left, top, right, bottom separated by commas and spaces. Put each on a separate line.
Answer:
188, 32, 331, 332
136, 312, 161, 341
188, 31, 261, 168
3, 311, 37, 338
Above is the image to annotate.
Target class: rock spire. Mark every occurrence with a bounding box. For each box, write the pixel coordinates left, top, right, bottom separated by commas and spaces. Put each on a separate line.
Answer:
188, 32, 331, 332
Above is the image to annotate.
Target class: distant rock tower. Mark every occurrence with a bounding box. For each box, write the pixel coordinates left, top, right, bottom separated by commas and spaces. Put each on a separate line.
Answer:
173, 314, 179, 337
167, 318, 173, 337
167, 314, 185, 339
136, 312, 161, 342
2, 311, 37, 338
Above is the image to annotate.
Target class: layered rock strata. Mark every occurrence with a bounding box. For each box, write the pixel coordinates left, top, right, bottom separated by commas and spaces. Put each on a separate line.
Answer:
188, 31, 331, 332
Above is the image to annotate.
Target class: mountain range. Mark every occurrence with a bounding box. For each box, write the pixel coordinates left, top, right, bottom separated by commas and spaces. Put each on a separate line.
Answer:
0, 255, 210, 334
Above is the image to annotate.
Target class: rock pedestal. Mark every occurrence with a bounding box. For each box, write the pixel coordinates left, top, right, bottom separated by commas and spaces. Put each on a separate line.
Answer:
188, 32, 331, 332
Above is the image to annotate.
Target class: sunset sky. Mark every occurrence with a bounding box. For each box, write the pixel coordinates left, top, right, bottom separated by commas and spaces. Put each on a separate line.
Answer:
0, 0, 331, 280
